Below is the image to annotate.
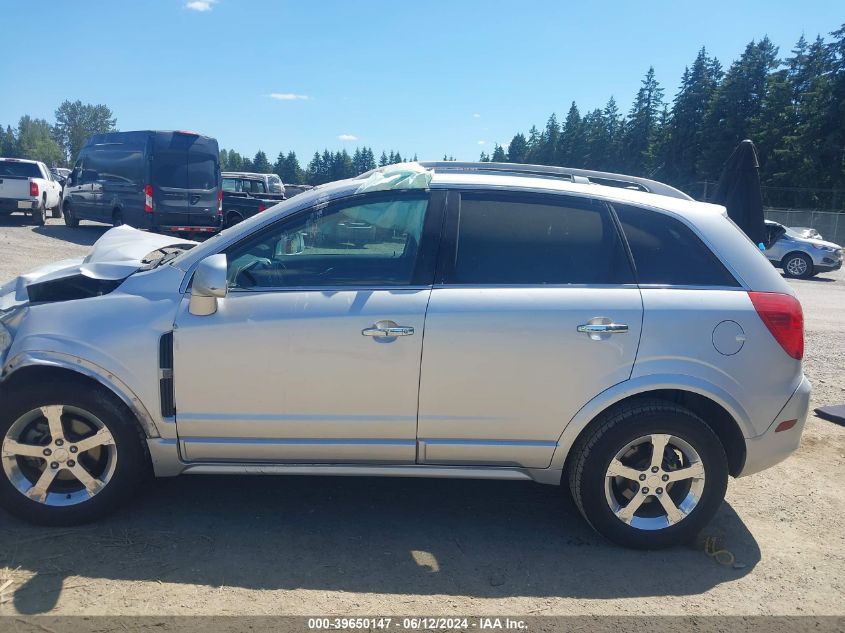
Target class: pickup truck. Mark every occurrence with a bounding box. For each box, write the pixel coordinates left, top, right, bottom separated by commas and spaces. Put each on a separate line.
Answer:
221, 173, 285, 227
0, 158, 63, 225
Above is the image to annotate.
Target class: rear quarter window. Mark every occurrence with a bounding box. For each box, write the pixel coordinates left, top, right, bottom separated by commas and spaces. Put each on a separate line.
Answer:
613, 203, 739, 287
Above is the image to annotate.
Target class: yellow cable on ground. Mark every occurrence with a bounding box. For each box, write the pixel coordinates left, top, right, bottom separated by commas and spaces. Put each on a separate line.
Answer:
703, 535, 736, 566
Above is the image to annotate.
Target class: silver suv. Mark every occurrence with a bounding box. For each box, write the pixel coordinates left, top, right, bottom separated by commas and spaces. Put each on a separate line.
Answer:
0, 162, 810, 549
764, 220, 843, 278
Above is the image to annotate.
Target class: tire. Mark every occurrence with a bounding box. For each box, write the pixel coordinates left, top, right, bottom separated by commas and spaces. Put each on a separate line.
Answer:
112, 209, 124, 227
0, 381, 149, 526
226, 212, 243, 228
31, 199, 46, 226
63, 200, 79, 227
50, 195, 62, 219
568, 399, 728, 549
782, 252, 814, 279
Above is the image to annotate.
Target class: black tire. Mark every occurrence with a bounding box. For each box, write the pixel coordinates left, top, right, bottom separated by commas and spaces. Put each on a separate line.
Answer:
31, 199, 46, 226
782, 252, 814, 279
0, 381, 149, 526
63, 200, 79, 227
226, 212, 243, 228
112, 209, 124, 227
50, 195, 62, 219
568, 399, 728, 549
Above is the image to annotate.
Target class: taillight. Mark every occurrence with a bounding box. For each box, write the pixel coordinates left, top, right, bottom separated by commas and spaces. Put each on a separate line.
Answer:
144, 184, 154, 213
748, 291, 804, 360
217, 190, 223, 217
258, 203, 266, 213
30, 181, 39, 197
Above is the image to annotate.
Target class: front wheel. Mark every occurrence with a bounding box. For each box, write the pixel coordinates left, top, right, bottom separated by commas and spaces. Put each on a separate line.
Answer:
568, 399, 728, 549
0, 382, 149, 525
63, 201, 79, 227
783, 252, 814, 279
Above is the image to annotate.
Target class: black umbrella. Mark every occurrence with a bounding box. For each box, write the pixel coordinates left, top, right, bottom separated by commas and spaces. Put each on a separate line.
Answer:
711, 139, 766, 246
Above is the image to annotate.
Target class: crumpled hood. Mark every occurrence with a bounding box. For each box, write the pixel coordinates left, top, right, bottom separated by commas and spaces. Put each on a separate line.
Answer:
0, 226, 196, 310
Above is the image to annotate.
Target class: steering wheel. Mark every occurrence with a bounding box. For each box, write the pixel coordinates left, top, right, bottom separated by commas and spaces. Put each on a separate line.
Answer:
232, 257, 273, 288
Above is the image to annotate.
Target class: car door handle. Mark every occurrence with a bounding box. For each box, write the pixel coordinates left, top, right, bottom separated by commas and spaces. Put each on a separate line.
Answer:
577, 323, 629, 334
362, 321, 415, 338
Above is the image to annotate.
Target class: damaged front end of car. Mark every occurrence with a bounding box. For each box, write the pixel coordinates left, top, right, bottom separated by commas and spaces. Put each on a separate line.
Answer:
0, 225, 197, 365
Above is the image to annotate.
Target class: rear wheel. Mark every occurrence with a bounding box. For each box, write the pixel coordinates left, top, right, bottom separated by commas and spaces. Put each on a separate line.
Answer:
112, 209, 124, 227
568, 399, 728, 549
50, 195, 62, 218
31, 199, 46, 226
783, 252, 814, 279
0, 382, 149, 525
226, 212, 243, 228
63, 200, 79, 227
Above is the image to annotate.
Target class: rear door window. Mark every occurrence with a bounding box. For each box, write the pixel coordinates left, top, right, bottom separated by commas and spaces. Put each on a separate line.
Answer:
613, 203, 739, 287
153, 152, 188, 189
187, 152, 217, 190
447, 192, 633, 285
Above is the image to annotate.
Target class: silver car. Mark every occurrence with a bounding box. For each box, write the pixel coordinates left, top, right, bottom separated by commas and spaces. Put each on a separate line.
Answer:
765, 220, 843, 278
0, 162, 810, 549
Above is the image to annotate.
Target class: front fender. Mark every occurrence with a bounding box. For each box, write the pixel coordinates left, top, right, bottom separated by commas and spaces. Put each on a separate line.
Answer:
2, 350, 160, 438
547, 374, 754, 471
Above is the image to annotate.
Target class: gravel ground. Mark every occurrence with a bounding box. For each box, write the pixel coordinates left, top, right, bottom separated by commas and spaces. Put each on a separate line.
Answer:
0, 216, 843, 616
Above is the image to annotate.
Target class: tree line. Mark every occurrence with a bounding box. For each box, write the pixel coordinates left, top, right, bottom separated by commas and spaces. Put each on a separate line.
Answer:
1, 101, 117, 167
3, 23, 843, 208
480, 25, 845, 209
218, 147, 419, 186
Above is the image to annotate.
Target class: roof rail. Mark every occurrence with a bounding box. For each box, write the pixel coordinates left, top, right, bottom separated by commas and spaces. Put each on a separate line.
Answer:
418, 161, 692, 201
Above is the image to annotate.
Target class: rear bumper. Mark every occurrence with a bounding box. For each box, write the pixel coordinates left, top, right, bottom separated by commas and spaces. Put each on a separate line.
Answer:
0, 198, 35, 213
738, 375, 811, 477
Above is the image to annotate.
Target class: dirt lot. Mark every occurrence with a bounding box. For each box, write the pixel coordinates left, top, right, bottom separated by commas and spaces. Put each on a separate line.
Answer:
0, 216, 843, 616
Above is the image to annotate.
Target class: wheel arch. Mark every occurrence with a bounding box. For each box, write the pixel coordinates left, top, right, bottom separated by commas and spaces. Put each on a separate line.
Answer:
552, 378, 749, 478
1, 355, 160, 439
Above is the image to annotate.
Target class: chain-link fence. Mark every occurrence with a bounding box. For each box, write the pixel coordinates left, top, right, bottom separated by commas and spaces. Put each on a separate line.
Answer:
763, 209, 845, 245
680, 181, 845, 245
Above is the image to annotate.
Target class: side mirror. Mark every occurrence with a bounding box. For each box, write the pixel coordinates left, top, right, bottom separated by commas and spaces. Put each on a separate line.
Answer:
189, 254, 228, 316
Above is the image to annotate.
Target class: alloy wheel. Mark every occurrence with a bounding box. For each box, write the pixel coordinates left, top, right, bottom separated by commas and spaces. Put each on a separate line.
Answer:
786, 256, 808, 277
1, 404, 117, 506
604, 433, 706, 530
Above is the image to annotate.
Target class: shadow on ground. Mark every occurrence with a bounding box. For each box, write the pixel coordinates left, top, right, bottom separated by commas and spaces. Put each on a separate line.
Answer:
781, 272, 839, 283
0, 475, 760, 613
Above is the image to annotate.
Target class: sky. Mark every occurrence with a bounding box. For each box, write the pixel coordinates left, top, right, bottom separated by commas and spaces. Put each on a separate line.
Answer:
0, 1, 842, 162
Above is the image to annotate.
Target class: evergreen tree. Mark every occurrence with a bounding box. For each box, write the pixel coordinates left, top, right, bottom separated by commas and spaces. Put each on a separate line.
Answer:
1, 125, 19, 157
479, 151, 490, 162
699, 38, 779, 179
379, 151, 389, 167
623, 66, 665, 175
525, 125, 542, 163
581, 108, 609, 169
601, 97, 624, 171
664, 48, 723, 186
558, 102, 586, 167
252, 150, 271, 173
491, 143, 506, 162
507, 133, 528, 163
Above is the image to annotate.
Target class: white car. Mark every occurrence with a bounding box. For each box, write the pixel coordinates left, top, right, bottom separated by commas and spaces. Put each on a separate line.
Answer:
0, 158, 63, 225
0, 162, 810, 549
